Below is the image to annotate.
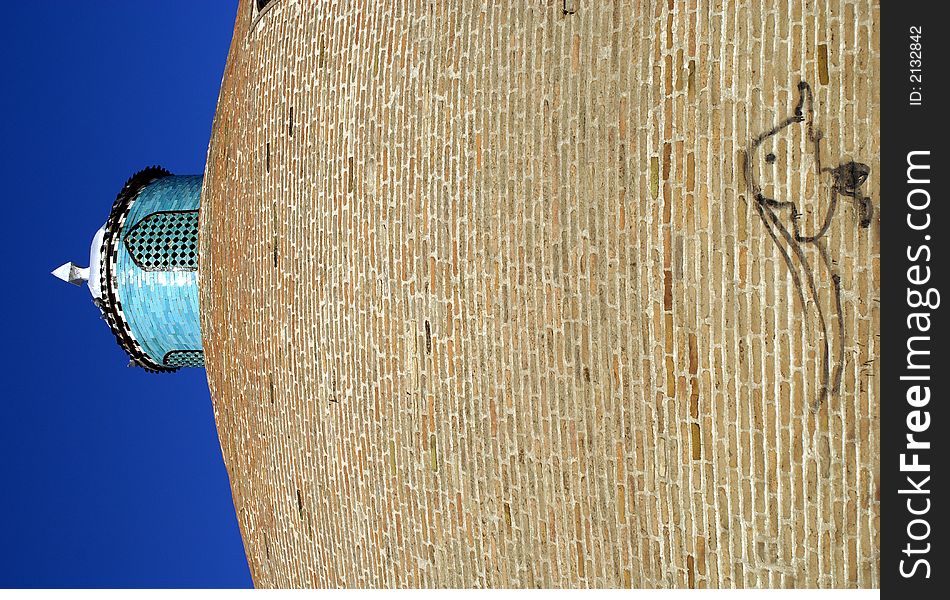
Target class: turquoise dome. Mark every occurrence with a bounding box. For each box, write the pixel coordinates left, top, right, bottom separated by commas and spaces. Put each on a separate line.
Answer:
94, 167, 204, 372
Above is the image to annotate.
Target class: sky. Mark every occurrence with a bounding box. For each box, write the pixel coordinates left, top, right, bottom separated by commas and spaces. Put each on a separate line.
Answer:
0, 2, 252, 588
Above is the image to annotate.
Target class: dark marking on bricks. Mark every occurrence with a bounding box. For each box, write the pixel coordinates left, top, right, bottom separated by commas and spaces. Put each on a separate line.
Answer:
742, 80, 874, 409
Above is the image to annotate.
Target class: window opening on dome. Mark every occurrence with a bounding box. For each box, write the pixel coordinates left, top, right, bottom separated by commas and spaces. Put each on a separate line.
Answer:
124, 210, 199, 272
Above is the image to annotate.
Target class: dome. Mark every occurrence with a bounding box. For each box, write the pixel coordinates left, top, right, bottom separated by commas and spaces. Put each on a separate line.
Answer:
53, 167, 205, 372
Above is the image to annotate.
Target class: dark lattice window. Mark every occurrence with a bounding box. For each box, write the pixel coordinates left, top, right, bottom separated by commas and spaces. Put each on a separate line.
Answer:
124, 210, 199, 272
164, 350, 205, 368
257, 0, 274, 10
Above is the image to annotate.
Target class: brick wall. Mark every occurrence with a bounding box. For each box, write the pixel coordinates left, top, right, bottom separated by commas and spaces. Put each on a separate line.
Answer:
199, 0, 880, 587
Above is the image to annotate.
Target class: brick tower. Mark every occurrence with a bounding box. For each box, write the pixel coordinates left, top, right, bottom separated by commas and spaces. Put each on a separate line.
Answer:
200, 0, 881, 588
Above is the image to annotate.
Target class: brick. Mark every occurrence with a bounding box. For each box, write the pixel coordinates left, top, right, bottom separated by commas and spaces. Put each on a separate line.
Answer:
200, 0, 880, 588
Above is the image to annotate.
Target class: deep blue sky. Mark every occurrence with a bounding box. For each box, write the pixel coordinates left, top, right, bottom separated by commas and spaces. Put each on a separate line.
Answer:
0, 2, 252, 588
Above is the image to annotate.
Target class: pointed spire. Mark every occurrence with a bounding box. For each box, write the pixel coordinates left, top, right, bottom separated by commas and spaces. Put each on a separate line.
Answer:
51, 262, 90, 286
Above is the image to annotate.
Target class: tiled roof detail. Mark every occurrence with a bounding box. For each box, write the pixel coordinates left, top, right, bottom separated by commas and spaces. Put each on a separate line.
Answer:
163, 350, 205, 368
97, 166, 176, 372
97, 168, 204, 372
124, 210, 199, 272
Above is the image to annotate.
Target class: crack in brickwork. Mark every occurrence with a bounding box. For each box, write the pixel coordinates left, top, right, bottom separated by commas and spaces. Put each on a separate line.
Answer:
200, 0, 880, 588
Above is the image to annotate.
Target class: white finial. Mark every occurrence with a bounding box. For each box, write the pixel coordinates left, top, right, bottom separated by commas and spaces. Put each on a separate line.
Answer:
52, 262, 90, 286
